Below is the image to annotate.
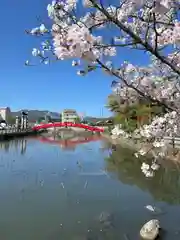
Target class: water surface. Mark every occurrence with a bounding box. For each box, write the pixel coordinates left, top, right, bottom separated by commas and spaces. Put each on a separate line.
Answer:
0, 136, 180, 239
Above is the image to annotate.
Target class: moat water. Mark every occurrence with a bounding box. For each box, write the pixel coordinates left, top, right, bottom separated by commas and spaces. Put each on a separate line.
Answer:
0, 134, 180, 239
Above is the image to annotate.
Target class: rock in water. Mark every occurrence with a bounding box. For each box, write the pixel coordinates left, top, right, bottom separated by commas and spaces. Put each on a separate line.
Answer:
140, 219, 160, 240
98, 211, 113, 228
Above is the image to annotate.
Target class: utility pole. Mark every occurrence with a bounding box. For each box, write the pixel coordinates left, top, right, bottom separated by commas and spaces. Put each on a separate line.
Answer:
100, 108, 103, 117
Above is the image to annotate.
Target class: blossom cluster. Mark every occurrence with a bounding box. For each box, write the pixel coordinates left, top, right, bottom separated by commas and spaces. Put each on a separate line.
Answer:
111, 124, 131, 139
27, 0, 180, 70
111, 124, 161, 178
141, 162, 160, 178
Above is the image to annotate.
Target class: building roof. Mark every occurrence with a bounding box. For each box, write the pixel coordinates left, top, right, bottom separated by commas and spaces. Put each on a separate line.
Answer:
0, 107, 10, 110
62, 109, 77, 114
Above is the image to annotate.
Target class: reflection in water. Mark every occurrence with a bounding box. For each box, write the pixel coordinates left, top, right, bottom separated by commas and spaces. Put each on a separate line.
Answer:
0, 134, 101, 154
0, 139, 27, 155
34, 134, 103, 150
104, 141, 180, 205
0, 136, 180, 239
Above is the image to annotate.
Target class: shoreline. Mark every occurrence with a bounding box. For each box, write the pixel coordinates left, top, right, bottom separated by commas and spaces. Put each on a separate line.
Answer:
0, 129, 41, 141
101, 133, 141, 151
102, 133, 180, 163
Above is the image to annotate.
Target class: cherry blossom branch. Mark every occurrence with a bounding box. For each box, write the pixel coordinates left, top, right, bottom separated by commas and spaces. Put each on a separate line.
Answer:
90, 0, 180, 76
96, 58, 174, 111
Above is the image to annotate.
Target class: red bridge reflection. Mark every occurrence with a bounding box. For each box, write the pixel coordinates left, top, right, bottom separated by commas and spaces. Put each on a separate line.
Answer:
32, 135, 103, 149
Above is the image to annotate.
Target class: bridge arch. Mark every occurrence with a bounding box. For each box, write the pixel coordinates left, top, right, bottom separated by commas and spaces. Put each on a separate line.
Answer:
32, 122, 104, 132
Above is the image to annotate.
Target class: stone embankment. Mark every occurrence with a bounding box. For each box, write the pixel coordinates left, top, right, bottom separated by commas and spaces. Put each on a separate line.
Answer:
102, 132, 180, 163
102, 132, 180, 149
0, 128, 41, 141
101, 133, 141, 150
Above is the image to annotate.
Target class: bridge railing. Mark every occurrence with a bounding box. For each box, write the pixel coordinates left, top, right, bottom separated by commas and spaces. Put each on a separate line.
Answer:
32, 122, 104, 132
0, 127, 33, 135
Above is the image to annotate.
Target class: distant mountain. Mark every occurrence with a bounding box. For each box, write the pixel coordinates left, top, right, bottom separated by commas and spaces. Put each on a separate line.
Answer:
11, 110, 112, 123
11, 110, 60, 122
84, 116, 113, 123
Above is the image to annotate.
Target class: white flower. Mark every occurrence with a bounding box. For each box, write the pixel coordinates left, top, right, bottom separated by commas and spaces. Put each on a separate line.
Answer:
141, 162, 150, 171
30, 27, 39, 35
134, 152, 139, 158
154, 1, 169, 14
139, 149, 146, 156
114, 37, 126, 43
171, 111, 177, 118
44, 60, 49, 64
32, 48, 40, 57
39, 24, 48, 34
77, 70, 86, 76
41, 41, 51, 51
158, 152, 165, 157
72, 60, 80, 66
25, 60, 30, 66
111, 135, 118, 139
151, 163, 160, 171
153, 140, 165, 148
145, 171, 154, 178
52, 24, 61, 32
126, 63, 136, 73
82, 0, 94, 8
47, 4, 56, 19
104, 47, 116, 57
53, 24, 101, 61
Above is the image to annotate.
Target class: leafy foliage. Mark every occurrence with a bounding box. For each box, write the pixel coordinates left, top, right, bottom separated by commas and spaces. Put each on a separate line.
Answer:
107, 93, 164, 132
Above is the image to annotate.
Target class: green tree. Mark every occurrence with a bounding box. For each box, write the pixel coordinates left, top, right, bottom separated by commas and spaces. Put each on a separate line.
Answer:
106, 94, 121, 113
75, 116, 81, 123
106, 94, 165, 133
103, 142, 180, 205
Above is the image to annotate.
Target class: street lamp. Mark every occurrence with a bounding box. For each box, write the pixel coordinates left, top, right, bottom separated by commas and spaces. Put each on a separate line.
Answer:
21, 111, 28, 129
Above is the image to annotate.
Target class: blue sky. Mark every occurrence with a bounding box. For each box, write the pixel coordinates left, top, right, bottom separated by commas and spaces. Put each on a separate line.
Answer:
0, 0, 149, 117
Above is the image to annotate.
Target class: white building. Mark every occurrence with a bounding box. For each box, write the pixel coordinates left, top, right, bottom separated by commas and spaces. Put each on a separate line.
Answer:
0, 107, 11, 123
61, 109, 78, 123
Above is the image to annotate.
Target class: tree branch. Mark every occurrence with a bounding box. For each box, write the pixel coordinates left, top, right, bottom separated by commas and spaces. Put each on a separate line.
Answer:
96, 58, 174, 111
90, 0, 180, 76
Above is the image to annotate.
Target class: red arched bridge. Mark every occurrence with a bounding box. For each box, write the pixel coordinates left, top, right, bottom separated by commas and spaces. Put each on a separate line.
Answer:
32, 122, 104, 132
